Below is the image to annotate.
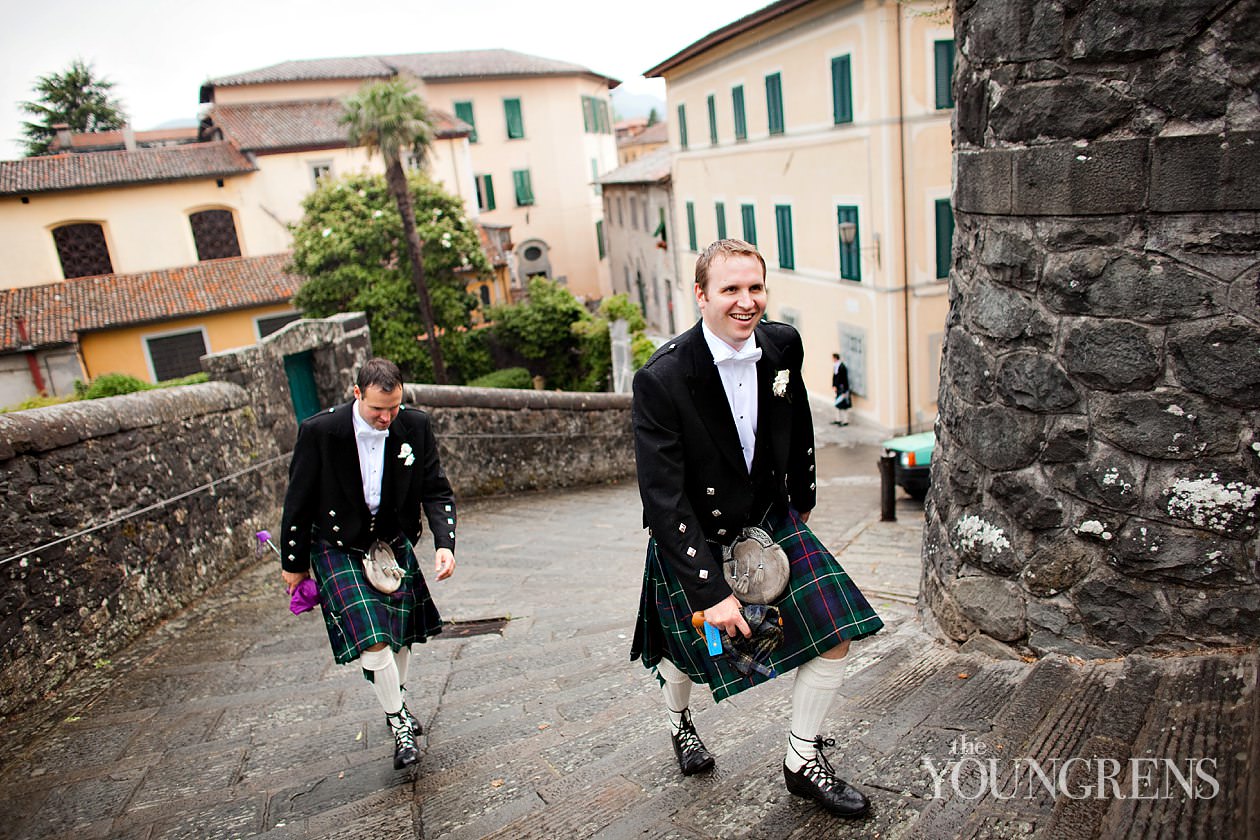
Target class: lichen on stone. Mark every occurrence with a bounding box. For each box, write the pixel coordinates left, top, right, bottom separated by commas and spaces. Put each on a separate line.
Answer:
1165, 473, 1259, 530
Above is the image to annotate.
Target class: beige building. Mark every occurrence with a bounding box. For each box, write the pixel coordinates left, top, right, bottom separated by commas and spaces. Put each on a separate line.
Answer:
617, 120, 669, 166
599, 147, 681, 335
647, 0, 955, 433
202, 50, 620, 299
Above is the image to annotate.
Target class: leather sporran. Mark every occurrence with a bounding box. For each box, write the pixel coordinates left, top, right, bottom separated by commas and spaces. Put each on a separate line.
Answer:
362, 539, 405, 594
722, 526, 790, 604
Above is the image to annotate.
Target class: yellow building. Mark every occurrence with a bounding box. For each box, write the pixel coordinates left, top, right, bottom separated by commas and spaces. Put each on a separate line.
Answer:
647, 0, 955, 433
202, 49, 620, 300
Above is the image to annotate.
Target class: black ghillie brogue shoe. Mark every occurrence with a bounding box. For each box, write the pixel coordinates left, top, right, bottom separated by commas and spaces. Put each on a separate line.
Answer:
398, 701, 422, 736
783, 736, 870, 818
671, 708, 715, 776
386, 710, 419, 769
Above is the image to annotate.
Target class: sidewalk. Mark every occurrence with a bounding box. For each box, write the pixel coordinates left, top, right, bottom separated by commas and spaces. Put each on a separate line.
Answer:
0, 432, 1254, 838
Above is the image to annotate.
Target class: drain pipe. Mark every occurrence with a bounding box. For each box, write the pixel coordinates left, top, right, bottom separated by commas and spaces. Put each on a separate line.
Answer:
894, 2, 913, 435
15, 317, 48, 396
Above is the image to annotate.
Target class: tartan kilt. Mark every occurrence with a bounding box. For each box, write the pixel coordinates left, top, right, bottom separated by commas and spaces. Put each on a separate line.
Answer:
630, 507, 883, 702
310, 537, 443, 665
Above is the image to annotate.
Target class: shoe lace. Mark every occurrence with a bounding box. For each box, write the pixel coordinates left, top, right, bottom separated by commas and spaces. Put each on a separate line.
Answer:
387, 711, 416, 748
673, 708, 705, 752
791, 734, 840, 790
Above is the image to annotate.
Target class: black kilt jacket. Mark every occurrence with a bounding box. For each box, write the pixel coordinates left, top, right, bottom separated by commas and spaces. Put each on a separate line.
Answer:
632, 320, 817, 611
279, 402, 456, 574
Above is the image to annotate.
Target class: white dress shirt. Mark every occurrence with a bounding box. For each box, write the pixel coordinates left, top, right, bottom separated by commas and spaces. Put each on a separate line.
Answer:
350, 401, 389, 515
702, 322, 760, 473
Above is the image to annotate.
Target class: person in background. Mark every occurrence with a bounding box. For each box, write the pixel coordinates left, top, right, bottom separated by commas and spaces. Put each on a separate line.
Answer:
832, 352, 850, 426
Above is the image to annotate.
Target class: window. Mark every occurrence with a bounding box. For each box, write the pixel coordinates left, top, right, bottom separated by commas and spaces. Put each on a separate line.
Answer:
740, 204, 757, 246
310, 161, 333, 187
837, 325, 866, 396
832, 55, 853, 124
779, 307, 800, 329
707, 94, 718, 145
581, 95, 612, 134
643, 198, 649, 231
655, 206, 667, 242
686, 201, 697, 251
52, 222, 113, 278
146, 329, 207, 382
591, 158, 601, 195
453, 101, 477, 143
765, 73, 784, 135
256, 312, 300, 339
596, 220, 606, 259
935, 198, 955, 279
837, 205, 861, 281
475, 174, 496, 211
715, 202, 726, 240
189, 209, 241, 261
512, 169, 534, 206
504, 98, 525, 139
934, 40, 955, 109
616, 196, 624, 227
629, 196, 639, 230
732, 85, 747, 141
677, 103, 688, 150
775, 204, 794, 269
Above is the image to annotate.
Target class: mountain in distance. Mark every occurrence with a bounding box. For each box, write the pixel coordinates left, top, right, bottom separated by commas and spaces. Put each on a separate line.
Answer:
611, 87, 665, 121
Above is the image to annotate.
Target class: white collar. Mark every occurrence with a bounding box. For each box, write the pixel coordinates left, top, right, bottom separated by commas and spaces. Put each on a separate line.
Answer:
701, 321, 759, 364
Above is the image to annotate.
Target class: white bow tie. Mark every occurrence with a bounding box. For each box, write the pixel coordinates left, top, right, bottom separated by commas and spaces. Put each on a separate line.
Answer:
715, 345, 763, 365
356, 427, 389, 442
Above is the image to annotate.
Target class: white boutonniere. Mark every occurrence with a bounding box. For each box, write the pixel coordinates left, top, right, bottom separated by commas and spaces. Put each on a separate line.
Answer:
772, 369, 790, 398
398, 443, 415, 466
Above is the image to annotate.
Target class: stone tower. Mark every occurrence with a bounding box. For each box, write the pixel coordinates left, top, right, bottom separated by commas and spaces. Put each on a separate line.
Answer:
924, 0, 1260, 657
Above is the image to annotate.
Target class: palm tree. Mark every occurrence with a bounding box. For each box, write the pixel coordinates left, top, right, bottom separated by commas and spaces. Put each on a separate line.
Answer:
342, 78, 448, 384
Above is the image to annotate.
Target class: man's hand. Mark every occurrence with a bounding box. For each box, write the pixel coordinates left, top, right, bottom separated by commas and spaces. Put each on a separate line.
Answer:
281, 569, 309, 594
434, 548, 456, 581
703, 593, 752, 639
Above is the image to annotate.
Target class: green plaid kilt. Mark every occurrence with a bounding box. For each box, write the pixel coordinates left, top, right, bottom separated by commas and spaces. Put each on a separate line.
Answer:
630, 507, 883, 702
311, 537, 443, 665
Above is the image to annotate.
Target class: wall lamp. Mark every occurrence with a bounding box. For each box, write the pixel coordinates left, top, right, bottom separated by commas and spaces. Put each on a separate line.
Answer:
838, 221, 881, 269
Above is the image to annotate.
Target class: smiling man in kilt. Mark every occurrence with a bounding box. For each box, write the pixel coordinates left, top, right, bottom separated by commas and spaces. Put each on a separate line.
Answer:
280, 358, 456, 770
630, 240, 883, 819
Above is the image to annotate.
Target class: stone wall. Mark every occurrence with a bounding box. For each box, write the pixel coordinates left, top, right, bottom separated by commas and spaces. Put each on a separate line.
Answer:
924, 0, 1260, 657
405, 384, 634, 497
0, 383, 286, 716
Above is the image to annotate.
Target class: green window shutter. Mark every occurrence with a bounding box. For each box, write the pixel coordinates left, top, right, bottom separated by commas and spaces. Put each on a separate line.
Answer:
732, 85, 747, 141
837, 205, 861, 281
596, 220, 606, 259
740, 204, 756, 246
935, 198, 954, 279
775, 204, 794, 269
581, 96, 593, 133
482, 175, 495, 211
686, 201, 697, 251
677, 103, 688, 149
934, 41, 955, 109
715, 201, 726, 239
831, 55, 853, 125
656, 207, 667, 241
598, 99, 611, 134
591, 158, 601, 195
707, 95, 718, 145
765, 73, 784, 135
454, 100, 477, 143
513, 169, 534, 206
505, 97, 525, 138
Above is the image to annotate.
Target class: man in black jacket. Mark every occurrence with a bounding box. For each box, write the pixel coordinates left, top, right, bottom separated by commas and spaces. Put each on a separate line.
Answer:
280, 357, 455, 770
630, 240, 882, 818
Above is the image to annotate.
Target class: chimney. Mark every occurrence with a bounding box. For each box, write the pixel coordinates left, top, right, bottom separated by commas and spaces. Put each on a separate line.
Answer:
122, 124, 136, 151
52, 123, 72, 151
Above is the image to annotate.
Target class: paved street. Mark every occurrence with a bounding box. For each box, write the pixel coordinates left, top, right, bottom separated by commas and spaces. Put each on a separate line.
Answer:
0, 421, 1254, 839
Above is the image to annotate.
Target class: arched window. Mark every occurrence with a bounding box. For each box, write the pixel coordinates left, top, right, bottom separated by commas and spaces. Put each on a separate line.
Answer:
52, 222, 113, 278
189, 209, 241, 261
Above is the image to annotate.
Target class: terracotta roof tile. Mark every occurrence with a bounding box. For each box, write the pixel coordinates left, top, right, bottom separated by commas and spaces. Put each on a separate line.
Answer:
0, 253, 299, 352
207, 49, 618, 89
621, 121, 668, 147
49, 126, 201, 153
0, 142, 256, 196
207, 99, 469, 153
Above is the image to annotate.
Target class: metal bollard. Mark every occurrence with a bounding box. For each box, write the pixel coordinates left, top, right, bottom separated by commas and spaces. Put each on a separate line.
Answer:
878, 451, 897, 522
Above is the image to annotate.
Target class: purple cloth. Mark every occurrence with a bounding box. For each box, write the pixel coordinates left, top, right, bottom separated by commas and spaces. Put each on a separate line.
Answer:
289, 578, 319, 615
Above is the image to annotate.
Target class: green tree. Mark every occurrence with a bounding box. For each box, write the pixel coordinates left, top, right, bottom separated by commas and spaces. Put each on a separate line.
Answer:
20, 59, 127, 156
289, 171, 493, 383
646, 107, 659, 127
342, 79, 450, 383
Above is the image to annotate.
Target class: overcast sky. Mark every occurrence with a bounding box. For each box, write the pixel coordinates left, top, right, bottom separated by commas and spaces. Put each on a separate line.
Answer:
0, 0, 774, 160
